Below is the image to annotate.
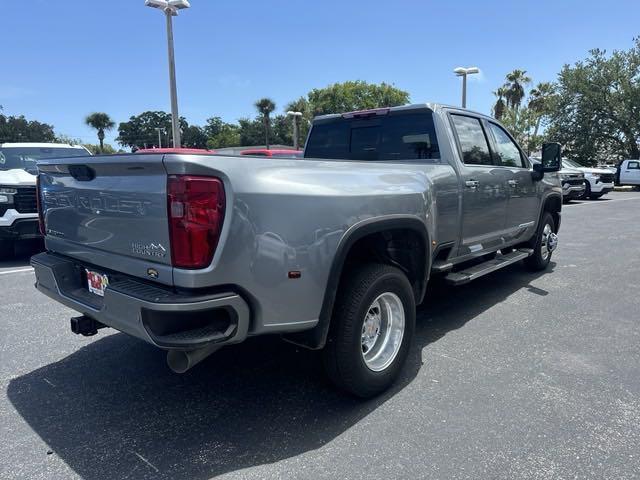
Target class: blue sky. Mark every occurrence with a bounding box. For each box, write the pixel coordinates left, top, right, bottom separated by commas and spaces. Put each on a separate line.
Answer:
2, 0, 639, 147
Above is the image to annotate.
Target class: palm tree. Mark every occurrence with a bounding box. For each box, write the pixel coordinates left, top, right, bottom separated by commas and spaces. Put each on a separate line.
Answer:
528, 82, 556, 143
504, 69, 531, 110
85, 112, 115, 153
492, 87, 508, 120
254, 98, 276, 149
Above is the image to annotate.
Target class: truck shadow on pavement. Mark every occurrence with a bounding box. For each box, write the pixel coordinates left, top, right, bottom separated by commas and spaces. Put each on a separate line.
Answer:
8, 262, 554, 480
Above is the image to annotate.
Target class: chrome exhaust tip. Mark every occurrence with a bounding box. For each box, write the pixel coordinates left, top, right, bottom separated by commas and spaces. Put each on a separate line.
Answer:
166, 343, 221, 374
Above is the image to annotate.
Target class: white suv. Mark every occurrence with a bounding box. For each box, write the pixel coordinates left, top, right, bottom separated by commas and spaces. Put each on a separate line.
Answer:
562, 159, 615, 199
0, 143, 91, 256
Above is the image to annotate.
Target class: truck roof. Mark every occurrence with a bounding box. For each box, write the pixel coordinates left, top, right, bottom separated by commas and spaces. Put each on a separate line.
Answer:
0, 142, 87, 149
312, 103, 488, 123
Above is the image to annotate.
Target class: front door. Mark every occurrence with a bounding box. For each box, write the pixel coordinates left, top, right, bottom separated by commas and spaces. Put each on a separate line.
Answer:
485, 121, 539, 242
449, 114, 510, 257
622, 160, 640, 185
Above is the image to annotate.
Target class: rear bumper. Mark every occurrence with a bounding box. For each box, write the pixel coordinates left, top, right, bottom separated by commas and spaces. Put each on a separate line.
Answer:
31, 252, 250, 350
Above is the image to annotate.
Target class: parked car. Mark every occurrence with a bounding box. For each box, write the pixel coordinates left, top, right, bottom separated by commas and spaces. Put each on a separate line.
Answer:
32, 104, 562, 397
558, 166, 586, 202
0, 143, 91, 257
135, 148, 216, 154
240, 148, 303, 158
599, 163, 618, 171
562, 159, 614, 199
615, 159, 640, 187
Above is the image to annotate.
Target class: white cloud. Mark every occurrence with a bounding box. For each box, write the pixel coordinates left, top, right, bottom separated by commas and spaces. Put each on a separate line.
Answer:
0, 86, 35, 100
216, 75, 251, 89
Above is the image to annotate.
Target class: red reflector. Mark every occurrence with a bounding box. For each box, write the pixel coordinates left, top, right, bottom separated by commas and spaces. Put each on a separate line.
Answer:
36, 175, 46, 235
167, 175, 226, 269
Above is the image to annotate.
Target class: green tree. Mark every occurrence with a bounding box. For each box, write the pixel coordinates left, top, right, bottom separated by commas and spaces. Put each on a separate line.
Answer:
504, 69, 531, 110
238, 117, 267, 147
547, 40, 640, 163
308, 80, 409, 116
117, 111, 185, 149
254, 98, 276, 149
83, 143, 119, 154
492, 87, 508, 120
181, 125, 208, 149
0, 114, 56, 143
527, 82, 557, 152
55, 134, 83, 145
85, 112, 115, 153
206, 124, 241, 149
203, 117, 241, 148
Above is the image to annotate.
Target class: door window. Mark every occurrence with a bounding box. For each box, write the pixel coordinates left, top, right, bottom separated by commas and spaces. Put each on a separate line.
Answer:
628, 161, 640, 169
488, 123, 526, 168
450, 115, 492, 166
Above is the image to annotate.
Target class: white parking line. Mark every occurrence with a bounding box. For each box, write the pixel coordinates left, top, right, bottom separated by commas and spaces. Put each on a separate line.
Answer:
568, 196, 640, 206
0, 267, 34, 275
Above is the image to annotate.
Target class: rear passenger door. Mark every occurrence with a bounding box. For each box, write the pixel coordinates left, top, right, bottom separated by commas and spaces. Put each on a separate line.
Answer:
449, 114, 510, 256
485, 121, 539, 242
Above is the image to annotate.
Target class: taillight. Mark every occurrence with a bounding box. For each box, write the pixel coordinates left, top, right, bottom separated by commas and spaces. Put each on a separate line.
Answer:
167, 175, 226, 269
36, 175, 46, 235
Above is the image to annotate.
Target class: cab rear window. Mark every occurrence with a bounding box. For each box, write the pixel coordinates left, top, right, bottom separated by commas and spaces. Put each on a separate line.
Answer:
305, 112, 440, 161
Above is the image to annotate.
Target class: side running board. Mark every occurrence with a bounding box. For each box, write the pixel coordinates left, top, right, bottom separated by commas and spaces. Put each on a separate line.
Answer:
444, 249, 533, 286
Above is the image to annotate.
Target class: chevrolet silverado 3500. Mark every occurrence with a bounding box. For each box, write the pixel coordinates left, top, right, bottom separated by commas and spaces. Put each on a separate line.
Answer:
32, 104, 563, 397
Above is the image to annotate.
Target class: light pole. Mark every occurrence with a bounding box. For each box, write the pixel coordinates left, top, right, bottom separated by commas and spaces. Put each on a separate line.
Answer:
145, 0, 190, 148
453, 66, 479, 108
286, 111, 303, 150
155, 127, 166, 148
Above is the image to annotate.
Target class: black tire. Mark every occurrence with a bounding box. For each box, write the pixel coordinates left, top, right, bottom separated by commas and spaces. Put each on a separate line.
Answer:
323, 263, 416, 398
524, 212, 556, 271
581, 182, 591, 199
590, 193, 603, 199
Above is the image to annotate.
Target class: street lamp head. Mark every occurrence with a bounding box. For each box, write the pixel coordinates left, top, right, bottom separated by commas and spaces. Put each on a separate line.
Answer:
145, 0, 189, 14
454, 66, 480, 76
145, 0, 169, 10
168, 0, 190, 9
287, 111, 303, 117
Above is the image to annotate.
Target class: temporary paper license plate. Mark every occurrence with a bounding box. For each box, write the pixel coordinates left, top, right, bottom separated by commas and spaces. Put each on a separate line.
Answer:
86, 269, 109, 297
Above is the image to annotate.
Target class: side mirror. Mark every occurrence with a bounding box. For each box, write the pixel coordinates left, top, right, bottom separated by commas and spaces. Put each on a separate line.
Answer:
541, 142, 562, 172
532, 162, 544, 181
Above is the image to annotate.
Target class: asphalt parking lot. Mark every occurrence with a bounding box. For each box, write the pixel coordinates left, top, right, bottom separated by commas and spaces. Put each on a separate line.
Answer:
1, 191, 639, 480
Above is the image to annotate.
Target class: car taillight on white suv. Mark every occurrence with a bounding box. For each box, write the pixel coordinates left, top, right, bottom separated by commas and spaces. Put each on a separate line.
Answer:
167, 175, 226, 269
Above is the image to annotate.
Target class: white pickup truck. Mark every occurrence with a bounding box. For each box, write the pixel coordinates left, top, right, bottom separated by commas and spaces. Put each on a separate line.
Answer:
0, 143, 91, 256
616, 159, 640, 188
561, 159, 615, 199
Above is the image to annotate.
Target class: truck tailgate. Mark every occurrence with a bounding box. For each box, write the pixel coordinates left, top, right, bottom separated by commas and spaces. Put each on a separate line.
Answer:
38, 154, 174, 285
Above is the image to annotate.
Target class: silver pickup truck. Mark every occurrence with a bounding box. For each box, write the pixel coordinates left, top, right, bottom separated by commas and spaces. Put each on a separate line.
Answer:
32, 104, 562, 397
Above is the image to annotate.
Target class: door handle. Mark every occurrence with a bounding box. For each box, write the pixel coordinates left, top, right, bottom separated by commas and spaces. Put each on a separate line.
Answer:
507, 179, 519, 187
465, 180, 479, 189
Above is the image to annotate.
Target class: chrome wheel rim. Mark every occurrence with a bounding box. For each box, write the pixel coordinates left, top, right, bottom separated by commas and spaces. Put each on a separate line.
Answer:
540, 223, 557, 261
361, 292, 405, 372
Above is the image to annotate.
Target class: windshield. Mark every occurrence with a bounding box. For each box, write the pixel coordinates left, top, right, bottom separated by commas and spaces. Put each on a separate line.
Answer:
0, 146, 89, 173
562, 158, 583, 169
